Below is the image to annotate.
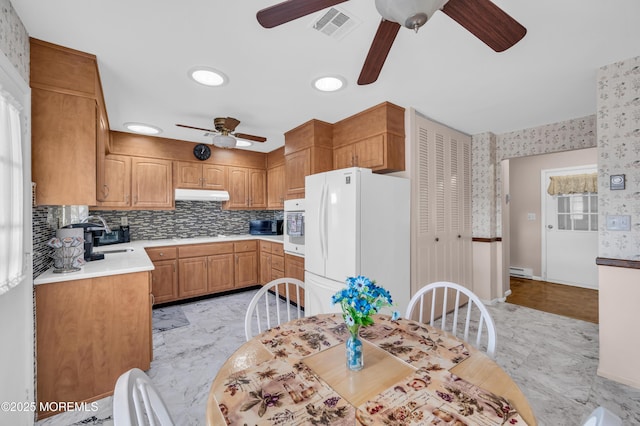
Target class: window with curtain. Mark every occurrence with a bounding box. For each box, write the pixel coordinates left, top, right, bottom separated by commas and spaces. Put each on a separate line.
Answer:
0, 87, 24, 295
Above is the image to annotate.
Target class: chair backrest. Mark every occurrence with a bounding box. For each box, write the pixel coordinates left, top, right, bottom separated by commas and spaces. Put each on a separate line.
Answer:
405, 281, 497, 358
245, 277, 305, 341
113, 368, 174, 426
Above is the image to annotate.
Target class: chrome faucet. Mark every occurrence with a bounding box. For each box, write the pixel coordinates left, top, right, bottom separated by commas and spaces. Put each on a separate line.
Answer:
81, 215, 111, 233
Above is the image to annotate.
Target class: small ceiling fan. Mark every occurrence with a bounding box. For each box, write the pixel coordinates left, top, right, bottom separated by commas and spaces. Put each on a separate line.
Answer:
256, 0, 526, 85
176, 117, 267, 149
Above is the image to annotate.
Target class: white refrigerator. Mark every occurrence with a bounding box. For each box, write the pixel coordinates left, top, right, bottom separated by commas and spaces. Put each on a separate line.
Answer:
304, 167, 410, 316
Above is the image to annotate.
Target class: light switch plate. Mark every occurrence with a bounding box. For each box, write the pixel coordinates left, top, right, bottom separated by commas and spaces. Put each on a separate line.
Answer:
606, 215, 631, 231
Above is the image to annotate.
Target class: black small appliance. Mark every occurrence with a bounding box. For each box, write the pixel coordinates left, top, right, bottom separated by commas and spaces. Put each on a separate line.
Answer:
249, 220, 283, 235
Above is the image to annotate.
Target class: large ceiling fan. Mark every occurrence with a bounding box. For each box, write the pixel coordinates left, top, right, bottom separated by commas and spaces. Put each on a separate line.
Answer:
176, 117, 267, 149
256, 0, 526, 85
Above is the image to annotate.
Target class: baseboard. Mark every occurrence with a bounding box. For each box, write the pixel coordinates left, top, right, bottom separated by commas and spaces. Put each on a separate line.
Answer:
597, 368, 640, 391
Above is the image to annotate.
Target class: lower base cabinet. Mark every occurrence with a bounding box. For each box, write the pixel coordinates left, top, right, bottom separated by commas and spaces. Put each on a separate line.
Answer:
35, 272, 151, 419
285, 254, 305, 307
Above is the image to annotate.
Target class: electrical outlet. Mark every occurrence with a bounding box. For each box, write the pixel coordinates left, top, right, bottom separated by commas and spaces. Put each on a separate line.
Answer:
606, 215, 631, 231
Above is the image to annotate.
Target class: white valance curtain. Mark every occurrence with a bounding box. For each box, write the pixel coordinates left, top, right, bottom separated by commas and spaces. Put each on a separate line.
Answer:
0, 87, 24, 295
547, 173, 598, 196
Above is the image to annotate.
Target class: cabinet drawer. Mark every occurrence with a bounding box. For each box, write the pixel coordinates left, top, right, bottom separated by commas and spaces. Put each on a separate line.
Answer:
178, 242, 234, 258
145, 246, 177, 261
272, 255, 284, 272
259, 240, 271, 253
271, 243, 284, 256
234, 240, 257, 253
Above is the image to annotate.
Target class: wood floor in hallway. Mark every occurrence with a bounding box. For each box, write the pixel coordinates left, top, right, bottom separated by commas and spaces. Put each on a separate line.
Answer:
506, 277, 599, 324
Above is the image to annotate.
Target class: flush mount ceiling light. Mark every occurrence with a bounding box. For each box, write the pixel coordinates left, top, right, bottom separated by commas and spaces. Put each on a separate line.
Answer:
124, 122, 162, 135
312, 75, 346, 92
189, 66, 228, 87
235, 139, 253, 148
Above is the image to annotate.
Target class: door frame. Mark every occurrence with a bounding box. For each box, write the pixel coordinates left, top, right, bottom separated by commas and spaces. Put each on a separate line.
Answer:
540, 164, 598, 287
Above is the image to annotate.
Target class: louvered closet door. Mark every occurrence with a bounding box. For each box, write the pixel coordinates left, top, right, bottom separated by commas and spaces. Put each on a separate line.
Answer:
413, 113, 472, 291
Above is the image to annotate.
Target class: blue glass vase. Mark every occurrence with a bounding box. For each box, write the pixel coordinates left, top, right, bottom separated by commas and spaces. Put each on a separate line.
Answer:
346, 325, 364, 371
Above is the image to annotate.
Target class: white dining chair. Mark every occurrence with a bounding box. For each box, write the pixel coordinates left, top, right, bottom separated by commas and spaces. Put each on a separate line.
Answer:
113, 367, 174, 426
406, 281, 497, 358
582, 406, 622, 426
245, 277, 305, 341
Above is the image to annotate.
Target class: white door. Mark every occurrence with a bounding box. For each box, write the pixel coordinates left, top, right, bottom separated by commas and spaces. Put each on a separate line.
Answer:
542, 166, 598, 289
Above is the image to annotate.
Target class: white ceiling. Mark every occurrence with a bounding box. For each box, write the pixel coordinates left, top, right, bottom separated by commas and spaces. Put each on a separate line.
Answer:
10, 0, 640, 153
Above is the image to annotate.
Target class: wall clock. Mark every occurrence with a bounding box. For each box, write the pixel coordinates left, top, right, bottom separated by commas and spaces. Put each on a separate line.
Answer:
193, 143, 211, 161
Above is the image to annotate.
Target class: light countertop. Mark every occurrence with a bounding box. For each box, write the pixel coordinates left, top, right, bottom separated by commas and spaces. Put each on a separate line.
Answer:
34, 234, 284, 285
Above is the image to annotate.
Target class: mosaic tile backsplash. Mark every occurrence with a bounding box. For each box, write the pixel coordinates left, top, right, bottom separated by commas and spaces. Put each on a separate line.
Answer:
32, 202, 282, 279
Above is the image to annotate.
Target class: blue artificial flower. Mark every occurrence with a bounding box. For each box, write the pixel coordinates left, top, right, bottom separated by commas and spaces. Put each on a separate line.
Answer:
332, 276, 396, 328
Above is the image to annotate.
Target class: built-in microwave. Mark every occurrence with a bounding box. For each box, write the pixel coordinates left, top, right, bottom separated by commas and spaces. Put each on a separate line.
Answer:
284, 198, 305, 256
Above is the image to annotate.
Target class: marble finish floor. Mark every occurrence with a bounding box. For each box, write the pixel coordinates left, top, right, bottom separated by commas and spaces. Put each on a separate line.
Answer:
36, 290, 640, 426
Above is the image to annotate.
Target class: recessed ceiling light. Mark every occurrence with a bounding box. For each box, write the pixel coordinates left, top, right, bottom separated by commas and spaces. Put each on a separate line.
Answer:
189, 67, 228, 87
313, 75, 346, 92
124, 122, 162, 135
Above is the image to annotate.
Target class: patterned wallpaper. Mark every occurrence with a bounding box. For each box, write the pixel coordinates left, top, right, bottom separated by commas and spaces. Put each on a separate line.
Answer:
472, 115, 597, 238
597, 56, 640, 260
0, 0, 28, 82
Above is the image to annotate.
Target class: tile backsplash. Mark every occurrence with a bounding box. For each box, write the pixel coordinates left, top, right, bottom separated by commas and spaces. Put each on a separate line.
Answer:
32, 201, 282, 279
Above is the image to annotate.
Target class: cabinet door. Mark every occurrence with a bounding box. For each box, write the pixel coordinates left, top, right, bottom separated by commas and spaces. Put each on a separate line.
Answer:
178, 256, 208, 297
207, 254, 235, 292
97, 155, 131, 207
259, 251, 271, 285
227, 167, 249, 208
249, 168, 267, 208
354, 135, 386, 170
333, 145, 355, 170
131, 158, 173, 209
202, 164, 227, 190
285, 254, 305, 306
267, 164, 286, 209
235, 251, 258, 287
285, 149, 310, 199
32, 89, 97, 206
151, 259, 178, 304
176, 162, 202, 188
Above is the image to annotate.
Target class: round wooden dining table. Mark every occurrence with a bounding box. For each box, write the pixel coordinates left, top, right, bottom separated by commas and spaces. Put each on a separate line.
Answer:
206, 313, 536, 425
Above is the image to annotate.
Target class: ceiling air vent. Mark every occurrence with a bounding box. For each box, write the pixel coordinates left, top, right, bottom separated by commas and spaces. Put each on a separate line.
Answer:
311, 7, 359, 40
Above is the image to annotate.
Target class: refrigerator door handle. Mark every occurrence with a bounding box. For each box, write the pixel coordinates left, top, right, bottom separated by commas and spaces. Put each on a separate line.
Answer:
319, 182, 327, 261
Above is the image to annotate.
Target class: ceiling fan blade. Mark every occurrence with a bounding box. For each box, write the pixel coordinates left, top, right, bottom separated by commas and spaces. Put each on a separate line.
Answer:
357, 20, 401, 86
442, 0, 526, 52
223, 117, 241, 132
232, 133, 267, 143
176, 123, 217, 133
257, 0, 348, 28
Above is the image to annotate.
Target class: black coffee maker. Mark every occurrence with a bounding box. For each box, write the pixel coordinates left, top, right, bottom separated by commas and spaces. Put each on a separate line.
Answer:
62, 222, 109, 261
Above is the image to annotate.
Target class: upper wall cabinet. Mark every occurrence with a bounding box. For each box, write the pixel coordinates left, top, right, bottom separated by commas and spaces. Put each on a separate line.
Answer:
30, 38, 105, 206
284, 120, 333, 200
332, 102, 405, 173
175, 162, 227, 190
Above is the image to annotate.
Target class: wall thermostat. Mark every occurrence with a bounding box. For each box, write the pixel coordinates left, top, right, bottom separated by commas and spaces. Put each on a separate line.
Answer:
610, 174, 625, 190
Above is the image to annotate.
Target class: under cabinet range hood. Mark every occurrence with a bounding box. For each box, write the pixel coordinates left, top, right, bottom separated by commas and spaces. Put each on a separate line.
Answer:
174, 188, 230, 201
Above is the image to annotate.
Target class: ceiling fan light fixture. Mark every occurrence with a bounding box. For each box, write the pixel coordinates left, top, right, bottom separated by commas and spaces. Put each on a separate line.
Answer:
189, 67, 228, 87
313, 75, 346, 92
212, 134, 237, 149
375, 0, 446, 30
124, 122, 162, 135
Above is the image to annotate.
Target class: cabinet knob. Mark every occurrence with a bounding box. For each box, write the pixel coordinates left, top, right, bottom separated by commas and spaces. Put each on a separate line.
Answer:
159, 252, 164, 256
458, 235, 462, 239
435, 237, 439, 242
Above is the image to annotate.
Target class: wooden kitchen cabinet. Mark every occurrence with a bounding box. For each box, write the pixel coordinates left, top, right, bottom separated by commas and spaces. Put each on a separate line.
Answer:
146, 246, 178, 304
235, 240, 259, 287
97, 154, 131, 207
131, 157, 173, 209
175, 161, 227, 190
285, 253, 305, 307
332, 101, 405, 173
226, 167, 266, 209
178, 256, 209, 298
259, 241, 285, 284
284, 119, 333, 199
35, 272, 151, 419
267, 164, 286, 209
207, 254, 235, 292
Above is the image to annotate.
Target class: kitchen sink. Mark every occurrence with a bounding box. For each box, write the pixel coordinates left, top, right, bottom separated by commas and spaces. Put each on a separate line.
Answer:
93, 248, 134, 254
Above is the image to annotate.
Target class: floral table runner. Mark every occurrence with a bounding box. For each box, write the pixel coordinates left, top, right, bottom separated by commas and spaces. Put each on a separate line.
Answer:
214, 314, 528, 425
